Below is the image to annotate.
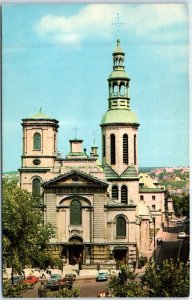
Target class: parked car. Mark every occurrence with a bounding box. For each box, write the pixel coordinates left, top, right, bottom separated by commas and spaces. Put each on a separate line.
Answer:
177, 232, 186, 239
64, 273, 76, 281
96, 272, 108, 281
46, 274, 62, 289
10, 275, 24, 285
23, 275, 39, 284
184, 219, 190, 224
50, 278, 73, 291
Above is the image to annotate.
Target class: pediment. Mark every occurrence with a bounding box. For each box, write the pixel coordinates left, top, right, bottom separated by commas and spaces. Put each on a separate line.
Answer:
42, 170, 108, 188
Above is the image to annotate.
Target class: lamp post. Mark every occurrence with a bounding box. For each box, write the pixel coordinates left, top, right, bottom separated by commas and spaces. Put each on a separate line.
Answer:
153, 217, 156, 261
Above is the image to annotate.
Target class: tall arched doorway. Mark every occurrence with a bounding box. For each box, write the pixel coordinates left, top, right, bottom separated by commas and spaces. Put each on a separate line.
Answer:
67, 236, 84, 265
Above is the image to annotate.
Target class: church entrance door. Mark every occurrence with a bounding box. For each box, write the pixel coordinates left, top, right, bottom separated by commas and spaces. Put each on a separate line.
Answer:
68, 236, 84, 265
113, 246, 128, 264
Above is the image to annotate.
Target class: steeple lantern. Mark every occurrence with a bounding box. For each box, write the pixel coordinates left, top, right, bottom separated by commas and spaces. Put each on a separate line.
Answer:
113, 39, 125, 71
108, 39, 130, 110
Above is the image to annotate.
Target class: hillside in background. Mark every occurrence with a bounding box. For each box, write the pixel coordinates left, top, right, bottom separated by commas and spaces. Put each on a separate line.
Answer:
3, 167, 189, 196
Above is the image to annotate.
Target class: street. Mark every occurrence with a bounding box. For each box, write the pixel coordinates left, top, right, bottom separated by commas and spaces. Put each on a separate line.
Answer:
156, 221, 189, 264
74, 279, 108, 297
21, 278, 108, 298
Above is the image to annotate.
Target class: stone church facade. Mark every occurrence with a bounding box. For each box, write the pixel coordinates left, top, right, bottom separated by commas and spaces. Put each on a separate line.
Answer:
19, 40, 166, 266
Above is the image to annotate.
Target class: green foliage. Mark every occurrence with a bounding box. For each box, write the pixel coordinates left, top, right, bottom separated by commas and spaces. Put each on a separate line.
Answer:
108, 265, 146, 297
108, 261, 189, 297
47, 287, 80, 298
172, 194, 189, 217
2, 178, 55, 273
143, 260, 190, 297
3, 281, 30, 298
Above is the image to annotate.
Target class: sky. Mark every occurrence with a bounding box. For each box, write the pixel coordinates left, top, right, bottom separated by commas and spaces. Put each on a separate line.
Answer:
2, 3, 189, 172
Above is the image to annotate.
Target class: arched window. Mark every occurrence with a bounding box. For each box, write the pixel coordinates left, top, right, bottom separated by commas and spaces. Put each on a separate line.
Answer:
134, 135, 137, 165
102, 134, 106, 157
120, 84, 125, 96
121, 185, 128, 204
110, 134, 116, 164
113, 84, 118, 96
112, 185, 118, 200
32, 178, 41, 199
70, 199, 82, 225
116, 216, 126, 237
123, 134, 128, 164
33, 133, 41, 150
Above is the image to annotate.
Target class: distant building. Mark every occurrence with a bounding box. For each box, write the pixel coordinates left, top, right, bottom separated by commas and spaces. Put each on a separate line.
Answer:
19, 40, 168, 266
139, 173, 166, 229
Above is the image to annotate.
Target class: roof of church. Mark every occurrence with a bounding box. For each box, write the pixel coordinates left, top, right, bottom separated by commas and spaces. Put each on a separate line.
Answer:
42, 169, 108, 187
121, 165, 138, 178
100, 109, 139, 126
27, 109, 54, 120
103, 164, 138, 179
103, 164, 119, 179
109, 70, 129, 79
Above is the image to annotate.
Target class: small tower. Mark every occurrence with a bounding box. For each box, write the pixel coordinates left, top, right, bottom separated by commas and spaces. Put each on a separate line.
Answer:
100, 39, 140, 175
19, 109, 59, 193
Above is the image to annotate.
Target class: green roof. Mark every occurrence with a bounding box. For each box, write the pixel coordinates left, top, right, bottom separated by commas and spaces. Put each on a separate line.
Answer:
66, 152, 87, 157
103, 164, 119, 179
113, 39, 124, 54
109, 70, 129, 79
139, 188, 164, 193
101, 109, 139, 126
28, 109, 53, 120
103, 164, 139, 180
121, 165, 138, 178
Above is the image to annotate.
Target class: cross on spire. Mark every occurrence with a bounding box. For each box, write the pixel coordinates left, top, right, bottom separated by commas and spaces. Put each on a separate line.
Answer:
73, 127, 79, 139
112, 13, 125, 35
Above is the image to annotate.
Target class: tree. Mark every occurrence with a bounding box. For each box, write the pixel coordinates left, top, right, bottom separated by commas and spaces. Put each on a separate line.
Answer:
2, 178, 55, 277
108, 265, 146, 297
172, 194, 189, 217
47, 287, 80, 298
142, 260, 190, 297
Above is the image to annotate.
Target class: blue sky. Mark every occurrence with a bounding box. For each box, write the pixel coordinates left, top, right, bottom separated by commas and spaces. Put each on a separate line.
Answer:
2, 3, 189, 172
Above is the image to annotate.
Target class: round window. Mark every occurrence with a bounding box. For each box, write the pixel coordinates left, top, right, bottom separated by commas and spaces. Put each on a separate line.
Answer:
33, 159, 41, 165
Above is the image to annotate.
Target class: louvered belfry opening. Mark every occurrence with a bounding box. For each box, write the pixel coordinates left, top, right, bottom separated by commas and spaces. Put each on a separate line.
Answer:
123, 134, 128, 164
110, 134, 116, 164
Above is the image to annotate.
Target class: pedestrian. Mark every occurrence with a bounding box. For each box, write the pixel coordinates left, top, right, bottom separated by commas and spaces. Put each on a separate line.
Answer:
41, 271, 46, 279
38, 282, 47, 298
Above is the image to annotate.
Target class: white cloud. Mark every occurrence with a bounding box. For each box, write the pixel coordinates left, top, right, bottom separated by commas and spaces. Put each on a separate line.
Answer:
130, 4, 187, 34
35, 3, 188, 46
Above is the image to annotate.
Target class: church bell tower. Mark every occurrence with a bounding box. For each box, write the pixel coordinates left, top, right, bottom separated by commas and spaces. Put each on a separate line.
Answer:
100, 39, 140, 175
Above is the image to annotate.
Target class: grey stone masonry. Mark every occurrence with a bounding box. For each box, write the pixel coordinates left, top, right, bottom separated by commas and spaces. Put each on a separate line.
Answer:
93, 194, 105, 241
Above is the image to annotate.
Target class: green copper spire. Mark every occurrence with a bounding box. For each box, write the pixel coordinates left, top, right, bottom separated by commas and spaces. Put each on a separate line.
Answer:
101, 39, 139, 126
